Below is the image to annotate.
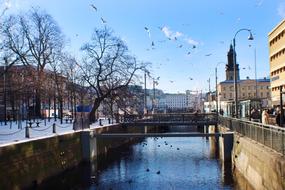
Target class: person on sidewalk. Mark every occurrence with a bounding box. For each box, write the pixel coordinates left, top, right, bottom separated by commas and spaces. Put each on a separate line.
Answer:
262, 109, 269, 125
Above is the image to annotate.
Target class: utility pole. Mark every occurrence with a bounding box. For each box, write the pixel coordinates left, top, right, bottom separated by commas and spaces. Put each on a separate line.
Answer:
254, 48, 258, 98
152, 79, 155, 113
215, 67, 218, 115
144, 71, 147, 114
208, 78, 211, 94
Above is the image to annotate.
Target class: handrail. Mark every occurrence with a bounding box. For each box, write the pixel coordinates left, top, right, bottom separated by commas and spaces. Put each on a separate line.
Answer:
219, 116, 285, 155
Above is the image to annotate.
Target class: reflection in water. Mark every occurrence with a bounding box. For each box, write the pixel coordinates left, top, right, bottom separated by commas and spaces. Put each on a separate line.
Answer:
36, 126, 252, 190
91, 136, 234, 190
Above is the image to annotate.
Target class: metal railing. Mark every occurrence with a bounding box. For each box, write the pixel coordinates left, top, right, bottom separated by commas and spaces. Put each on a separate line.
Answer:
219, 116, 285, 155
123, 113, 218, 124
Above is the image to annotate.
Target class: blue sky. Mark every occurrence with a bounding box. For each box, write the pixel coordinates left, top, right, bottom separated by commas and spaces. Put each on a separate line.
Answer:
2, 0, 285, 93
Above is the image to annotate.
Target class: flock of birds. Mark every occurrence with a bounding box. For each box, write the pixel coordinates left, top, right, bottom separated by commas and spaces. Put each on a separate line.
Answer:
142, 137, 180, 178
88, 3, 222, 84
143, 26, 198, 56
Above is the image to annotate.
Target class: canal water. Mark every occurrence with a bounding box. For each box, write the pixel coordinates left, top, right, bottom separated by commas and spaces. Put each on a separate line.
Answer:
37, 126, 250, 190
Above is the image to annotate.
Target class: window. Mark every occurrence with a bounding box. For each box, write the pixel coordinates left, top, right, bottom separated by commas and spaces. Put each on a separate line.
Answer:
248, 86, 251, 90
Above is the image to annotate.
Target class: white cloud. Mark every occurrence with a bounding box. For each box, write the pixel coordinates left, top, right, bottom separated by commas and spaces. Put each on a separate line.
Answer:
161, 25, 199, 46
161, 26, 183, 40
278, 2, 285, 18
161, 26, 172, 38
185, 37, 199, 46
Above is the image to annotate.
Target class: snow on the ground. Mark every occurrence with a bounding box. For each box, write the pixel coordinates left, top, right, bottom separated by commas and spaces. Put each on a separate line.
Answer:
0, 118, 113, 145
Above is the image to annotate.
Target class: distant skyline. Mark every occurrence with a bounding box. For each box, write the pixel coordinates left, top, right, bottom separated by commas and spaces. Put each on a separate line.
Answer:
2, 0, 285, 93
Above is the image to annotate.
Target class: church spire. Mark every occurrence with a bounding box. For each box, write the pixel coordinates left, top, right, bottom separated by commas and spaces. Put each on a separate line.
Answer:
225, 44, 239, 80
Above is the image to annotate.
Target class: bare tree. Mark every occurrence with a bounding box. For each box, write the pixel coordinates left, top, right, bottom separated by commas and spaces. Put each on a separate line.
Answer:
79, 27, 146, 123
0, 8, 65, 117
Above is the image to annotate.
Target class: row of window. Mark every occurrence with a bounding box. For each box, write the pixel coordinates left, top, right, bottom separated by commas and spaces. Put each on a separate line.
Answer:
269, 30, 284, 46
223, 92, 269, 99
271, 86, 285, 91
270, 47, 285, 62
271, 65, 285, 77
223, 86, 269, 91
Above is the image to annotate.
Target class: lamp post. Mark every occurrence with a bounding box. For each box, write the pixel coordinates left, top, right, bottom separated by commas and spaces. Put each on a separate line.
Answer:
233, 28, 254, 118
215, 61, 226, 115
152, 76, 159, 113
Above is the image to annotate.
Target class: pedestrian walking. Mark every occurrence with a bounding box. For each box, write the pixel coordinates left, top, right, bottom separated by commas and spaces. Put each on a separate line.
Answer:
262, 109, 269, 125
275, 110, 285, 127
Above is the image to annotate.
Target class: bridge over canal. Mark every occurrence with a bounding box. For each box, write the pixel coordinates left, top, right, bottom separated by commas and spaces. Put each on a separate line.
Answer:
122, 113, 218, 126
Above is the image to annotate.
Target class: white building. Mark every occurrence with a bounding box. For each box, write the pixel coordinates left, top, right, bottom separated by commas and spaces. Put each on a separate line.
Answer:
156, 90, 203, 111
163, 93, 187, 109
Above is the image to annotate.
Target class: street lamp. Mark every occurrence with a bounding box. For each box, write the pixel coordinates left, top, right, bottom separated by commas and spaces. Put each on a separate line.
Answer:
152, 76, 159, 113
215, 61, 226, 116
233, 28, 254, 118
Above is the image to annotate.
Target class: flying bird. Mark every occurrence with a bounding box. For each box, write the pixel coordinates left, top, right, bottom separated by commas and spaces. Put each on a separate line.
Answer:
101, 17, 107, 24
170, 80, 174, 83
90, 4, 97, 11
205, 53, 212, 56
189, 77, 193, 80
144, 27, 151, 38
187, 52, 191, 55
192, 45, 196, 49
151, 41, 155, 47
178, 45, 183, 48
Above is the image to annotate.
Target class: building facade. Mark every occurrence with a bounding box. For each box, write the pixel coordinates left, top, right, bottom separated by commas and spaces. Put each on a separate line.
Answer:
204, 44, 271, 115
156, 90, 203, 112
218, 78, 271, 102
269, 19, 285, 106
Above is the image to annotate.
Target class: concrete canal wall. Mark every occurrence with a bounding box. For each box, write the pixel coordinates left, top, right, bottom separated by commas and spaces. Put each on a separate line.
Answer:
218, 124, 285, 190
232, 135, 285, 190
0, 123, 155, 189
0, 132, 83, 190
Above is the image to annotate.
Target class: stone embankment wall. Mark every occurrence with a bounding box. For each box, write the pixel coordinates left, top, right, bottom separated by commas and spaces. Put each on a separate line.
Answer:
0, 123, 155, 189
232, 135, 285, 190
0, 132, 83, 190
218, 123, 285, 190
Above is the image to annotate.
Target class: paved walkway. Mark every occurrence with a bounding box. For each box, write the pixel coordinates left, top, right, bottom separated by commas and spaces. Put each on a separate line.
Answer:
0, 118, 113, 146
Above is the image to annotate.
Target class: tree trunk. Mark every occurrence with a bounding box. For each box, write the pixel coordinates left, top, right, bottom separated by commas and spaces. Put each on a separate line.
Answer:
59, 96, 63, 124
35, 90, 41, 118
89, 99, 101, 123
